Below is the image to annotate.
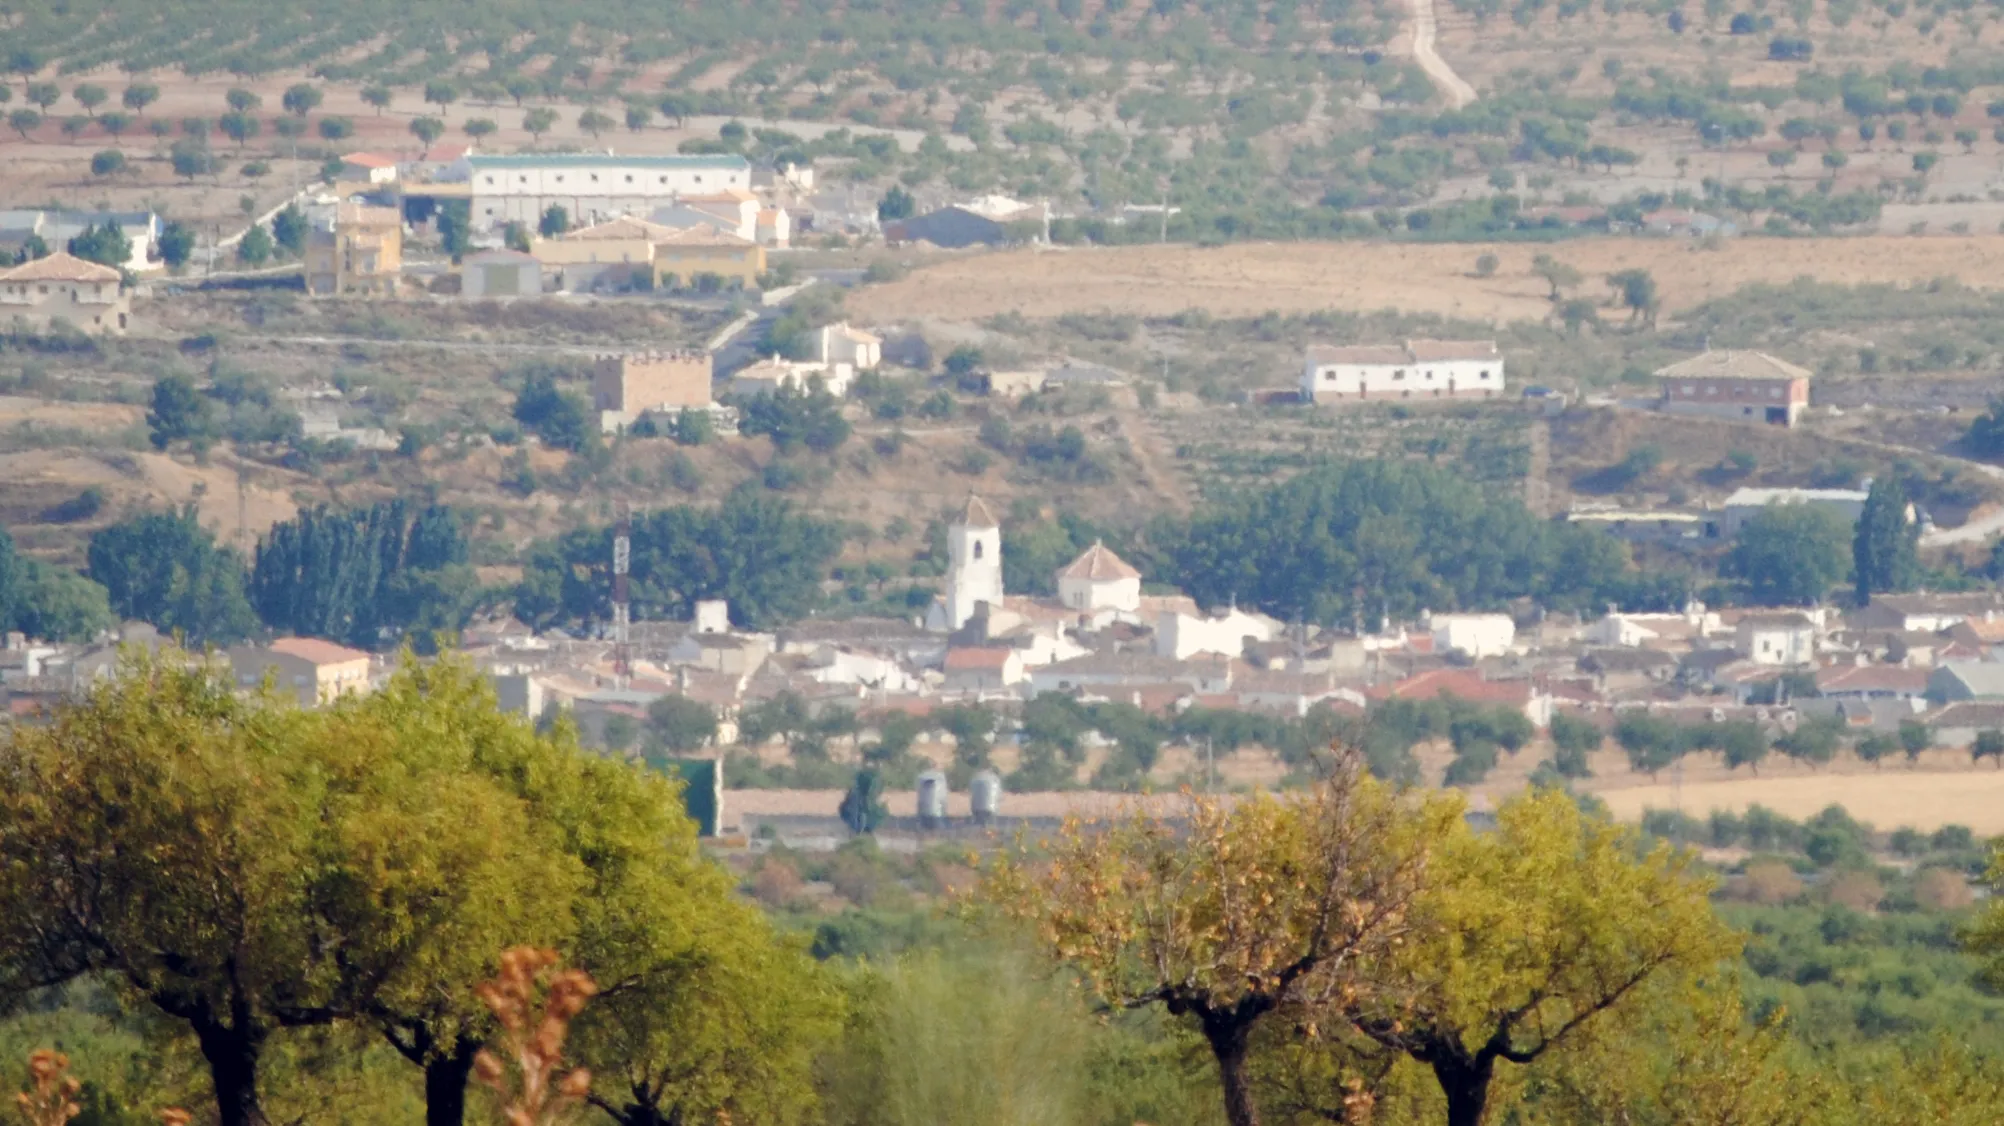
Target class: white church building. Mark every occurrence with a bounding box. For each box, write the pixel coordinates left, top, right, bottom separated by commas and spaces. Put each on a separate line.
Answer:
924, 498, 1281, 669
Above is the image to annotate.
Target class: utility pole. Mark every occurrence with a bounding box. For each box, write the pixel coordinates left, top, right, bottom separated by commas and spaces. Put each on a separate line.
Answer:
612, 501, 632, 689
1158, 187, 1169, 243
235, 460, 249, 556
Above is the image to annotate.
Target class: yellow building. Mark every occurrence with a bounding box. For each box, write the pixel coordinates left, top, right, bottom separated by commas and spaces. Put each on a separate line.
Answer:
229, 637, 374, 707
531, 215, 766, 293
652, 226, 764, 290
305, 204, 402, 297
530, 216, 666, 292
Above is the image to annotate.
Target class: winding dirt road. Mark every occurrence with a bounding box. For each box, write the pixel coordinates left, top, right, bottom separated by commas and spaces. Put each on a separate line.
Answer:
1408, 0, 1477, 110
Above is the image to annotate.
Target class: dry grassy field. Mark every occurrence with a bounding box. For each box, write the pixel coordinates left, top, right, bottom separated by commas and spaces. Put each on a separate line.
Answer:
1594, 770, 2004, 835
853, 236, 2004, 325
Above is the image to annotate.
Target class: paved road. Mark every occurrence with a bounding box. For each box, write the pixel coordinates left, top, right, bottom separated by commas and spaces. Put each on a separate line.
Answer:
1409, 0, 1477, 110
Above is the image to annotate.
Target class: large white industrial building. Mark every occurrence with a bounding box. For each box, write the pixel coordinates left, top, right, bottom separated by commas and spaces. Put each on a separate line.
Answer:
457, 154, 753, 229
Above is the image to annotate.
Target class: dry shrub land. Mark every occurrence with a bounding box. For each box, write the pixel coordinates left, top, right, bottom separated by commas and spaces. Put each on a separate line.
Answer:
854, 235, 2004, 323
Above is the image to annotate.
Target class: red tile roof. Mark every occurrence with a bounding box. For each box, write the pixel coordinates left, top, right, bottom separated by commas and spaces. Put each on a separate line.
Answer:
0, 251, 120, 283
268, 637, 372, 666
1056, 541, 1141, 582
1374, 667, 1531, 706
944, 647, 1015, 671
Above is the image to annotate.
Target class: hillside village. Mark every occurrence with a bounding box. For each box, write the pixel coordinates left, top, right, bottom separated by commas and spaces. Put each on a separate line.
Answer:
8, 474, 2000, 836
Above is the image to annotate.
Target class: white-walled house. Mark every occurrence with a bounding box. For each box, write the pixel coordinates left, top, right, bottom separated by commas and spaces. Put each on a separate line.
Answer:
1155, 606, 1282, 660
1301, 340, 1504, 404
1056, 542, 1141, 614
1735, 612, 1819, 666
816, 323, 882, 370
1430, 613, 1517, 659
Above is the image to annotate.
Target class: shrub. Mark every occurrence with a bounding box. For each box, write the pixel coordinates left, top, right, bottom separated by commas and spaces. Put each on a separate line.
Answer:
1732, 860, 1804, 905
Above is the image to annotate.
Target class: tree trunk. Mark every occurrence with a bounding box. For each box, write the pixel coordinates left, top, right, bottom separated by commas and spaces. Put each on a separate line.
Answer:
1432, 1052, 1496, 1126
1201, 1016, 1261, 1126
192, 1019, 270, 1126
423, 1037, 485, 1126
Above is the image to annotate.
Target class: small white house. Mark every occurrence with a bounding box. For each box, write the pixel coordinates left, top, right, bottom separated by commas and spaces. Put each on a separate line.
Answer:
1055, 541, 1141, 614
1430, 613, 1517, 659
728, 358, 854, 398
1735, 612, 1818, 666
1301, 340, 1504, 404
816, 322, 882, 371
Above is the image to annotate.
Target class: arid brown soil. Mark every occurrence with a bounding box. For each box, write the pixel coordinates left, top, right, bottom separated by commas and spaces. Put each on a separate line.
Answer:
851, 236, 2004, 324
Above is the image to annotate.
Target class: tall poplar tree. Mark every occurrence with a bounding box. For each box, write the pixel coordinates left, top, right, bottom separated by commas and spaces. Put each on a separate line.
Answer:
1854, 475, 1920, 604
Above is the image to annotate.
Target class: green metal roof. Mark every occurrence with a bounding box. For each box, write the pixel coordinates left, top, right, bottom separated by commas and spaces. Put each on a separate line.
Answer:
465, 153, 749, 171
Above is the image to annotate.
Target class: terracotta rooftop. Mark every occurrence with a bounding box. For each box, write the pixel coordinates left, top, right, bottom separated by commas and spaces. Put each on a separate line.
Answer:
268, 637, 372, 666
960, 495, 999, 529
1654, 350, 1812, 383
944, 647, 1016, 671
654, 224, 756, 247
1057, 541, 1142, 582
1304, 339, 1500, 366
0, 251, 120, 283
562, 215, 677, 241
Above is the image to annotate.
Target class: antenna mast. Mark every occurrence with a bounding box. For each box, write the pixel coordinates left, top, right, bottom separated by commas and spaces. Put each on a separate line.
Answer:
612, 501, 632, 688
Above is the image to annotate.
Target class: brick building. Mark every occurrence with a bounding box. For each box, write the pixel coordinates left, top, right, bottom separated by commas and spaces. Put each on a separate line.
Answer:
1655, 350, 1810, 427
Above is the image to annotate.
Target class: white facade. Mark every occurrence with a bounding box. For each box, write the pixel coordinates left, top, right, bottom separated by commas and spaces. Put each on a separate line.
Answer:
729, 358, 853, 398
1301, 340, 1504, 404
464, 155, 752, 230
1060, 572, 1140, 614
1735, 615, 1818, 666
943, 499, 1005, 632
817, 323, 882, 371
1430, 613, 1517, 659
1055, 542, 1142, 614
1154, 607, 1281, 660
694, 600, 730, 634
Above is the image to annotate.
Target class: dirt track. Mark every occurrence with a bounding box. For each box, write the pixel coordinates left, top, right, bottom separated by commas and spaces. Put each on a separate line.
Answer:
1407, 0, 1477, 109
851, 236, 2004, 324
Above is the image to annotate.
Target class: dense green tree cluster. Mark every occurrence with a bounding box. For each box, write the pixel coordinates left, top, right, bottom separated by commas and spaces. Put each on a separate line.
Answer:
86, 506, 258, 644
1726, 503, 1852, 605
0, 525, 111, 642
1160, 459, 1676, 627
733, 383, 851, 453
512, 370, 597, 452
515, 494, 842, 631
250, 500, 477, 650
